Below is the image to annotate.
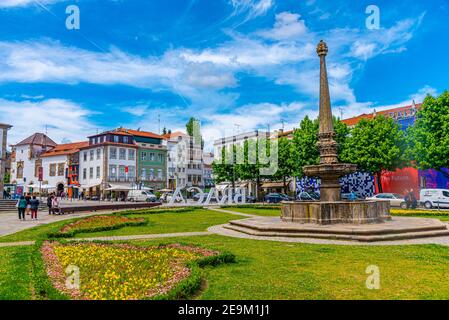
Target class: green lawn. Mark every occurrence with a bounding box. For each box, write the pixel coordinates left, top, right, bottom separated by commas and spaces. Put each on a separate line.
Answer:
0, 246, 33, 300
220, 206, 281, 217
0, 209, 242, 242
132, 235, 449, 300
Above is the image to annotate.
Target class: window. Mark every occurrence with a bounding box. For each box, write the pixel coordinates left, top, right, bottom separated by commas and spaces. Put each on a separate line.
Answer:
141, 168, 147, 180
149, 168, 154, 180
96, 166, 100, 178
149, 153, 155, 161
188, 175, 192, 182
141, 151, 147, 161
83, 168, 87, 180
128, 166, 135, 178
96, 148, 101, 160
119, 166, 126, 178
119, 148, 126, 160
57, 163, 65, 176
16, 161, 24, 179
89, 167, 93, 179
157, 169, 162, 180
49, 164, 56, 177
123, 136, 128, 144
109, 165, 117, 178
110, 147, 117, 159
158, 154, 163, 162
443, 191, 449, 198
90, 149, 94, 161
83, 151, 87, 161
128, 149, 135, 161
113, 135, 119, 143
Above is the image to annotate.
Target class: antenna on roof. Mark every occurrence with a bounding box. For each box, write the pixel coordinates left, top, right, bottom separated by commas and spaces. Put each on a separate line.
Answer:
158, 114, 161, 134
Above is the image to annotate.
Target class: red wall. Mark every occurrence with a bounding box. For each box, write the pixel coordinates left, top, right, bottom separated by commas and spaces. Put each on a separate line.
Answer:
376, 168, 419, 199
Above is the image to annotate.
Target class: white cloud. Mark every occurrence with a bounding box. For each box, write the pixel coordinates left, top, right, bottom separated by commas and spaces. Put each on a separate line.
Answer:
0, 98, 99, 145
229, 0, 273, 20
0, 0, 62, 8
258, 12, 308, 40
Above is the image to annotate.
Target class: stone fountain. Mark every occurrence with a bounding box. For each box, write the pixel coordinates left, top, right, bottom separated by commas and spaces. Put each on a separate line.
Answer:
219, 41, 449, 241
280, 40, 390, 225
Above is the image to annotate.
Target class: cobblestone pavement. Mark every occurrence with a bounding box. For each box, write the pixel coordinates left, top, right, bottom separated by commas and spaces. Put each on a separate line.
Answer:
207, 223, 449, 246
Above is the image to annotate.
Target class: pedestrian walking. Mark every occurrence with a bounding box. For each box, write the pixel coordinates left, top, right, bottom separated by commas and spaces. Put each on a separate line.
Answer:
409, 189, 418, 209
25, 193, 31, 215
51, 196, 60, 215
403, 189, 411, 209
30, 196, 39, 220
16, 196, 27, 220
47, 194, 53, 214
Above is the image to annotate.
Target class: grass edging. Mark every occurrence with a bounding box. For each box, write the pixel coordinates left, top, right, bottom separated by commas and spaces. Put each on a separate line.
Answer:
114, 207, 201, 215
31, 240, 69, 300
154, 251, 236, 300
47, 219, 148, 238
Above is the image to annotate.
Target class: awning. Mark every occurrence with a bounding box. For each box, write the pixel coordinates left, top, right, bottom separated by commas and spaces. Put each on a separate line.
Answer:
261, 181, 287, 188
105, 184, 133, 191
40, 184, 56, 190
80, 183, 101, 189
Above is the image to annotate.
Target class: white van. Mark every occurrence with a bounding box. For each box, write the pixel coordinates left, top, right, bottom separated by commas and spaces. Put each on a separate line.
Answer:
420, 189, 449, 209
126, 190, 157, 202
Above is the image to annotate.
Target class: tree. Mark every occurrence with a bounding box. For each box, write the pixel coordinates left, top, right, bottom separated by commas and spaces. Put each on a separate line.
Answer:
162, 127, 167, 135
342, 115, 408, 192
185, 117, 199, 136
407, 91, 449, 178
291, 116, 349, 177
270, 137, 294, 194
3, 172, 10, 184
211, 145, 235, 187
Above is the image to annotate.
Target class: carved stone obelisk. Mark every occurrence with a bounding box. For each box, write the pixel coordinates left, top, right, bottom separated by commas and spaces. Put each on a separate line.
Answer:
303, 40, 357, 202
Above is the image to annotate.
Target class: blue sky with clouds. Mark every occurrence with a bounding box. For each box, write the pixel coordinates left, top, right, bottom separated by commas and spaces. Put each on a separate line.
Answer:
0, 0, 447, 150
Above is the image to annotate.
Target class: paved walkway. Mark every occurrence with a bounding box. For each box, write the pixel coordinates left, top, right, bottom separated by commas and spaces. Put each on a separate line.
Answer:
0, 209, 113, 238
208, 223, 449, 246
205, 207, 258, 218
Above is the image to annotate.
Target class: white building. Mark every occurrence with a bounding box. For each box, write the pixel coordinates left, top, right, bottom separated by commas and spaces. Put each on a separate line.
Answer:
0, 123, 12, 198
10, 133, 57, 194
78, 129, 137, 198
213, 130, 271, 159
164, 131, 204, 189
40, 141, 89, 196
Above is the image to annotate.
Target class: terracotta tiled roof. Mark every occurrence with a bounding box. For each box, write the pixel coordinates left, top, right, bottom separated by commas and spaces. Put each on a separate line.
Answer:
342, 103, 422, 126
41, 141, 89, 157
342, 103, 421, 126
118, 128, 165, 139
162, 131, 187, 139
14, 133, 57, 147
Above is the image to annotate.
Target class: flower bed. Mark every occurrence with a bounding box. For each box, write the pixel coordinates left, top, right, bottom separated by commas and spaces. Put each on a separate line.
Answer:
49, 216, 147, 238
39, 241, 234, 300
390, 209, 449, 216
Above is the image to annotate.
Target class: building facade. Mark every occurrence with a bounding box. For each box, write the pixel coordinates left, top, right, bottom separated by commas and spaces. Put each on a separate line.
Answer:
78, 129, 137, 198
164, 131, 204, 189
117, 129, 167, 190
10, 133, 57, 195
0, 123, 12, 198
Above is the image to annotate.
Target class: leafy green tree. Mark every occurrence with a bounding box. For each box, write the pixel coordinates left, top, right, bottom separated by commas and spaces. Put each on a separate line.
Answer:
211, 145, 236, 188
3, 172, 10, 184
407, 91, 449, 178
342, 115, 408, 192
291, 116, 349, 177
185, 117, 199, 136
270, 137, 294, 193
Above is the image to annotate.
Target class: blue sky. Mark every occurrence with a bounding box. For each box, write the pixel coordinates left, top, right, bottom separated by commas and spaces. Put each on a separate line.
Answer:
0, 0, 447, 150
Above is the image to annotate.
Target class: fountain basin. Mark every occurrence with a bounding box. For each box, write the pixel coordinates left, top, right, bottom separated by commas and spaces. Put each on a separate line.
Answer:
281, 200, 390, 225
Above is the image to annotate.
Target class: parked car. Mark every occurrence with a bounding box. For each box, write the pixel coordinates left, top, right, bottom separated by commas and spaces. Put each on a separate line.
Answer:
264, 193, 291, 203
127, 190, 157, 202
234, 194, 256, 203
192, 193, 217, 202
159, 192, 173, 203
297, 191, 319, 201
420, 189, 449, 209
366, 193, 407, 208
341, 192, 363, 201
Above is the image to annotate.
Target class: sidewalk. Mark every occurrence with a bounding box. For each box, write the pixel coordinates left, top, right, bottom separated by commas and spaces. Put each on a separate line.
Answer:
0, 209, 112, 238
